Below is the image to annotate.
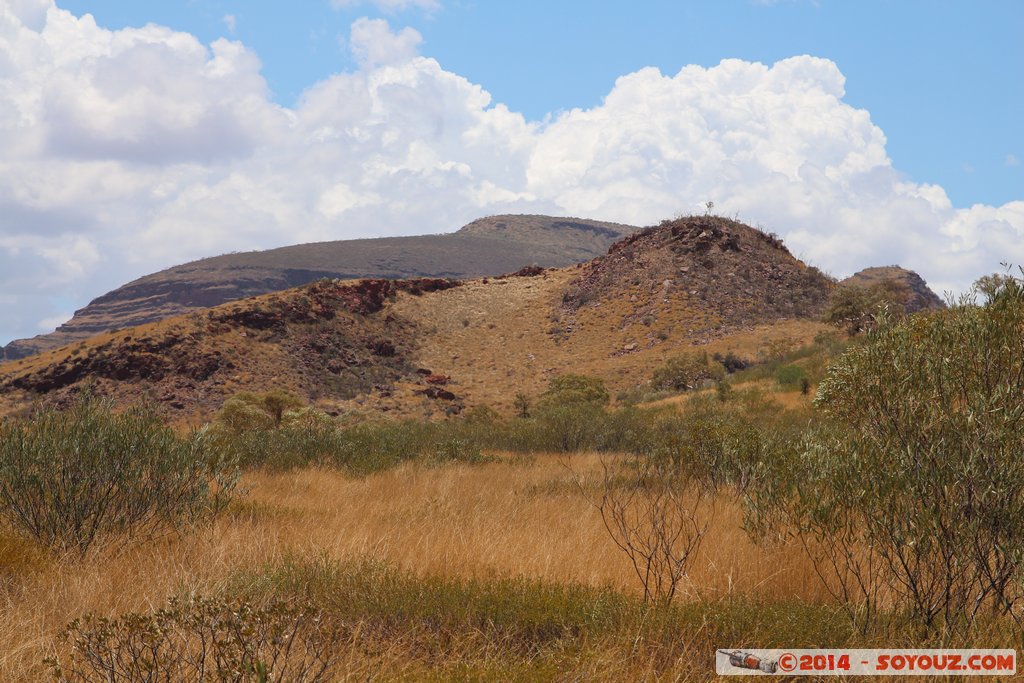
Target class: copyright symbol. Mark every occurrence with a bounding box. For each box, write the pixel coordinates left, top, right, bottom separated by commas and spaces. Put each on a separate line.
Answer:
779, 652, 797, 672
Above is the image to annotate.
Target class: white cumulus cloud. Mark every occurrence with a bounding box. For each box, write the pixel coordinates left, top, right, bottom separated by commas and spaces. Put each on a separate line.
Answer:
348, 17, 422, 67
0, 5, 1021, 345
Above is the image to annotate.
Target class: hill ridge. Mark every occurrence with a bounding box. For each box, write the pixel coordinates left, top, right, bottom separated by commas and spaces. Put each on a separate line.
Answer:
1, 214, 638, 361
0, 215, 949, 421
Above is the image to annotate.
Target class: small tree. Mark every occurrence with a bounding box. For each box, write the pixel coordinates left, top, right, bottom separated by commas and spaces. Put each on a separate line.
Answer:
216, 390, 306, 432
513, 392, 531, 418
579, 456, 710, 605
973, 269, 1022, 304
533, 375, 609, 452
822, 280, 911, 335
650, 352, 725, 392
209, 391, 337, 470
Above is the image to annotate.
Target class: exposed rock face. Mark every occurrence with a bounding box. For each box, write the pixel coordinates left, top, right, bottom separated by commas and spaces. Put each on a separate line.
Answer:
563, 216, 834, 327
1, 215, 637, 362
0, 278, 461, 415
840, 266, 946, 313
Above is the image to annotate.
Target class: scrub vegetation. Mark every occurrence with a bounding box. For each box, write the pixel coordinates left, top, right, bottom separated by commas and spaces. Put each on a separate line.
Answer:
0, 271, 1021, 680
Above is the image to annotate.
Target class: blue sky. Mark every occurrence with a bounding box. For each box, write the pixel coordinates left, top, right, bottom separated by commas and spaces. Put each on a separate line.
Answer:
0, 0, 1021, 345
57, 0, 1023, 207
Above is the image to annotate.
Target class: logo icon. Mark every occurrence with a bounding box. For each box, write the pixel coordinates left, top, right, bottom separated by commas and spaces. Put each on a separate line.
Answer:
721, 650, 779, 674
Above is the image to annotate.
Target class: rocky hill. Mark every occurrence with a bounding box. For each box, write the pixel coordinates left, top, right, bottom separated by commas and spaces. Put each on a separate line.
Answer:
0, 215, 862, 420
0, 215, 637, 361
840, 266, 946, 312
561, 216, 834, 334
0, 278, 464, 420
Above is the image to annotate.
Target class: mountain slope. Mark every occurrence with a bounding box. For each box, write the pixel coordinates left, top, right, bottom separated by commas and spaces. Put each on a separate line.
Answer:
1, 215, 638, 361
0, 278, 461, 420
0, 216, 851, 420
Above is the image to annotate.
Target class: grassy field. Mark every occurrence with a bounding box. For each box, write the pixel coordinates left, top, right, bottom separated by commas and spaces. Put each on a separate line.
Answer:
8, 449, 1020, 681
0, 452, 835, 681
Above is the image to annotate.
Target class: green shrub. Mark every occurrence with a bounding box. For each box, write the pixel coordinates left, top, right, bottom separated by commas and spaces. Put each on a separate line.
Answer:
206, 374, 816, 472
639, 395, 798, 493
0, 398, 237, 555
822, 280, 911, 335
208, 391, 349, 470
326, 421, 490, 474
508, 376, 610, 453
224, 555, 857, 675
230, 555, 637, 654
463, 404, 500, 425
537, 374, 609, 410
650, 352, 725, 392
48, 596, 339, 681
773, 364, 807, 390
531, 403, 602, 453
614, 385, 676, 407
209, 393, 502, 474
216, 389, 306, 431
328, 420, 433, 474
513, 392, 531, 418
428, 436, 493, 466
711, 351, 749, 373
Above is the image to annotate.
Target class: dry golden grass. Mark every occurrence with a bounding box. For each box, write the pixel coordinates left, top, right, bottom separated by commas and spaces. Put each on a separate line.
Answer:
239, 454, 822, 599
0, 454, 826, 680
